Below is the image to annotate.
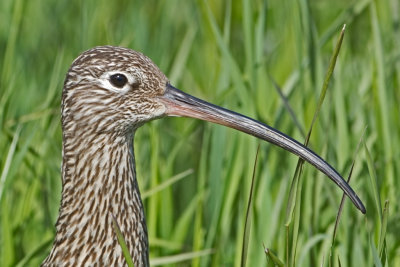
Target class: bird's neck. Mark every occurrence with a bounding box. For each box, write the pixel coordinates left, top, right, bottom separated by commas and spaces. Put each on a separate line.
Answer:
42, 132, 149, 267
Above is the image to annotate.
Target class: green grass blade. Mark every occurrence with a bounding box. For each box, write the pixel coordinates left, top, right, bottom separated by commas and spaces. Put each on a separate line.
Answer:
142, 169, 193, 199
168, 26, 197, 83
264, 246, 284, 267
298, 234, 327, 266
240, 145, 260, 267
332, 127, 367, 245
150, 249, 214, 266
1, 0, 23, 84
363, 140, 382, 220
111, 215, 135, 267
0, 125, 21, 201
369, 0, 394, 203
307, 24, 346, 142
379, 200, 389, 261
191, 128, 210, 267
370, 232, 382, 267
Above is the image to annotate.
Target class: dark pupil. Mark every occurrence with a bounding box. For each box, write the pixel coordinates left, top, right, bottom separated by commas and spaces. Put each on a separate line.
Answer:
110, 73, 127, 88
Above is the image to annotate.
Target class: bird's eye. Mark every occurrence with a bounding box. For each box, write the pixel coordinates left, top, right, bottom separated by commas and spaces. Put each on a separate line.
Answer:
109, 73, 128, 88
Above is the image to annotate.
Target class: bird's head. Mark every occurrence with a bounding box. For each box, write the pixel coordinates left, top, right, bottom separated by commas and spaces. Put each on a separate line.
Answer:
62, 46, 169, 134
61, 45, 365, 214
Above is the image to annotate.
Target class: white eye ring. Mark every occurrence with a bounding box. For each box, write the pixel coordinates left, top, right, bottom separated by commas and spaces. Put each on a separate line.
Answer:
99, 71, 137, 92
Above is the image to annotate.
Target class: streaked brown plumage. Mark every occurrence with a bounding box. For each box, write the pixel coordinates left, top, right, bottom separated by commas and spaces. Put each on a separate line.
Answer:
42, 46, 365, 266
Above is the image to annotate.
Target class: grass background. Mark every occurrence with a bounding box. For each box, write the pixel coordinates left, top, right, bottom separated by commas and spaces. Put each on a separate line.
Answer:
0, 0, 399, 266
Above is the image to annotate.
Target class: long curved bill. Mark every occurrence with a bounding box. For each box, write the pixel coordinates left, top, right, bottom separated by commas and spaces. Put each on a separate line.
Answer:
159, 83, 366, 214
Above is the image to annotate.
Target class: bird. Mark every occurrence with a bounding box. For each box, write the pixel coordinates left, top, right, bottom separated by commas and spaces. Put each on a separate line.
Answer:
41, 45, 365, 266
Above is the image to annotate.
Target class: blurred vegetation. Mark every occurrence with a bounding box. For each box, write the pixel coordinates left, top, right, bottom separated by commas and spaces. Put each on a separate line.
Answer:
0, 0, 399, 266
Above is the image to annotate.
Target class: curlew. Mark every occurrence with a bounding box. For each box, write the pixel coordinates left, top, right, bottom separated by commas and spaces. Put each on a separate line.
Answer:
42, 46, 365, 266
